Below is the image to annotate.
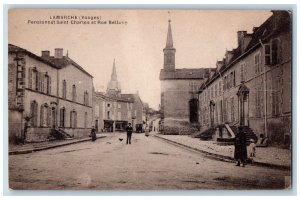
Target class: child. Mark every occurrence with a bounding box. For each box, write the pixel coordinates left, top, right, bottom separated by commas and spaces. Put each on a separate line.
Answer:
249, 139, 256, 158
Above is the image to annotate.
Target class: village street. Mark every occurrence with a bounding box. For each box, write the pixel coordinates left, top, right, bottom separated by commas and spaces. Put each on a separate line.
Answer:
9, 133, 290, 190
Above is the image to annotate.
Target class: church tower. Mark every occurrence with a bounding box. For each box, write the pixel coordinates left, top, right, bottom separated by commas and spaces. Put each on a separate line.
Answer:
107, 59, 121, 96
163, 20, 176, 71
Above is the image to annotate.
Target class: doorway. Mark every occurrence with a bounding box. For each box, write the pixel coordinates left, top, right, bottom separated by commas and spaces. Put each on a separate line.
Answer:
189, 98, 199, 123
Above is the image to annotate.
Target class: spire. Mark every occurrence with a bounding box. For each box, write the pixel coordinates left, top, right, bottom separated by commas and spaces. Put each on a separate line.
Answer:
111, 59, 117, 81
166, 20, 173, 48
107, 59, 121, 95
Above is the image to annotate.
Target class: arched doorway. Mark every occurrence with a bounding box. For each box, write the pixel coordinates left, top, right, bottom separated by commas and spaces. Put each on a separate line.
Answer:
189, 98, 199, 123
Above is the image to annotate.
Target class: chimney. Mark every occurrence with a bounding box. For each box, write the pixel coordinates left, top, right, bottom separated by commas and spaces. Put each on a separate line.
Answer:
237, 31, 247, 46
242, 34, 252, 53
253, 27, 259, 32
54, 48, 63, 58
225, 50, 234, 64
41, 50, 50, 58
216, 60, 224, 71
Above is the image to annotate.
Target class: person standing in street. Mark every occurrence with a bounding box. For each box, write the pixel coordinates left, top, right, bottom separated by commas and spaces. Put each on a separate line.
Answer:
91, 126, 97, 142
126, 123, 133, 144
234, 126, 247, 167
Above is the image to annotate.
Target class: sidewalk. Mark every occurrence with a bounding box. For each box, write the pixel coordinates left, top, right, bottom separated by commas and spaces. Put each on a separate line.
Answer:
154, 134, 291, 170
9, 134, 108, 155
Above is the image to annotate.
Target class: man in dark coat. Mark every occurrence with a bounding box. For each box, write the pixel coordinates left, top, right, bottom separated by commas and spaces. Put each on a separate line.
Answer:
126, 123, 133, 144
91, 126, 97, 142
234, 126, 247, 167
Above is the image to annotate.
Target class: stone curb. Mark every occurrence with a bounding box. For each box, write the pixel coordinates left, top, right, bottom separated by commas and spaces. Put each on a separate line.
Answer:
9, 136, 107, 155
154, 135, 290, 171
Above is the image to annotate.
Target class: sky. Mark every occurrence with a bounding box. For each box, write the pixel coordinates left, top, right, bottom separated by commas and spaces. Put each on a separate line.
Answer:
8, 9, 272, 110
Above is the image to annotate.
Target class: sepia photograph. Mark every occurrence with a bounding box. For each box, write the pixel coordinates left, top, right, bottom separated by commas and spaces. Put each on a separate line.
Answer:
7, 8, 292, 191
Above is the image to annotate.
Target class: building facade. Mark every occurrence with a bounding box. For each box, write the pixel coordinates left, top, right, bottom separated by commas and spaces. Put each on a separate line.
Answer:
8, 44, 93, 143
159, 20, 214, 132
93, 60, 146, 132
198, 11, 291, 145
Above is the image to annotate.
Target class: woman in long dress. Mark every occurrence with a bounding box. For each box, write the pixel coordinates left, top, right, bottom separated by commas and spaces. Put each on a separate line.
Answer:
91, 126, 97, 142
234, 126, 247, 167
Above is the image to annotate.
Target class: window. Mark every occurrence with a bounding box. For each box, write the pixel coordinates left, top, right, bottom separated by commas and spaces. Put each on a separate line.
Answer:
59, 107, 66, 128
255, 87, 263, 118
107, 103, 110, 107
72, 85, 76, 101
229, 71, 235, 88
128, 110, 131, 119
255, 53, 261, 74
264, 44, 271, 65
271, 39, 280, 65
224, 76, 227, 90
107, 111, 110, 119
219, 81, 222, 96
84, 91, 89, 106
265, 40, 281, 66
189, 82, 198, 93
215, 84, 218, 97
30, 101, 38, 127
118, 103, 121, 109
62, 80, 67, 99
44, 73, 51, 94
40, 103, 49, 127
84, 112, 87, 128
70, 110, 77, 128
118, 112, 121, 120
240, 63, 246, 82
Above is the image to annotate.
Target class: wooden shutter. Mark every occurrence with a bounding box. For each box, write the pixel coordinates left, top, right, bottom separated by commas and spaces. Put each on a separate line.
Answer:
49, 76, 51, 95
40, 105, 43, 126
28, 68, 32, 89
41, 74, 45, 93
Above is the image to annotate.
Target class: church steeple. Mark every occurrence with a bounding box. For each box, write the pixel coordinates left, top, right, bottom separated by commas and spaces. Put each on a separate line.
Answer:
111, 59, 117, 81
166, 20, 173, 48
107, 59, 121, 95
163, 20, 176, 71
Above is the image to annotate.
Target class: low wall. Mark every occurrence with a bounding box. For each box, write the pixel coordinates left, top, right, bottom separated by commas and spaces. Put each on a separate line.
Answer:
26, 127, 51, 142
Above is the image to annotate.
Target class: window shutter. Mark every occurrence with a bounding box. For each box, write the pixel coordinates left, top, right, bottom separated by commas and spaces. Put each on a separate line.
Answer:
41, 74, 45, 93
36, 72, 40, 91
74, 112, 77, 128
70, 111, 73, 128
49, 76, 52, 95
47, 107, 51, 126
40, 105, 44, 126
28, 68, 32, 89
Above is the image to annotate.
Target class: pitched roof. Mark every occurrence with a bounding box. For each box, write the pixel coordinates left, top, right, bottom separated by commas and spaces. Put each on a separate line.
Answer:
94, 92, 133, 103
8, 44, 93, 78
121, 94, 144, 106
43, 56, 93, 78
160, 68, 214, 80
8, 44, 59, 69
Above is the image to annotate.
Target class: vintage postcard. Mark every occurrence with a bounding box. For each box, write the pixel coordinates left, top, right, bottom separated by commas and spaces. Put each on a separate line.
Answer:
8, 9, 292, 190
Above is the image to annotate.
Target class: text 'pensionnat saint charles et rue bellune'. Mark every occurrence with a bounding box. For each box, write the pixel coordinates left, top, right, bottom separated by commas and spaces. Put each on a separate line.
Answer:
27, 15, 128, 25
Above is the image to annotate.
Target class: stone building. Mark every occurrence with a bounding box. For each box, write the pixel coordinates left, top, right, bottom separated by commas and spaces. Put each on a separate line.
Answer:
159, 20, 214, 133
198, 11, 291, 145
8, 44, 93, 143
93, 60, 146, 132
